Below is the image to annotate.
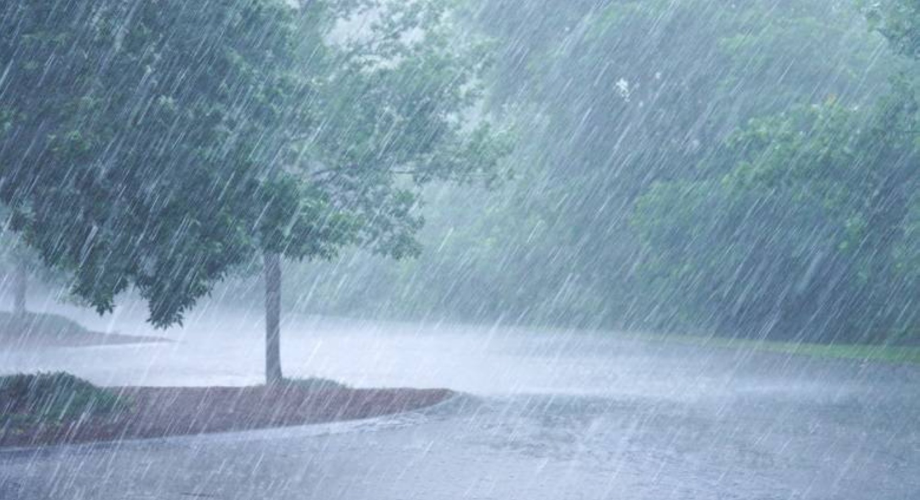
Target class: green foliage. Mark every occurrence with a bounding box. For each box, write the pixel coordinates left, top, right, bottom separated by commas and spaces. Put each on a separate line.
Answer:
0, 0, 508, 327
0, 0, 301, 326
864, 0, 920, 58
0, 373, 124, 423
280, 377, 349, 392
277, 0, 919, 343
622, 0, 920, 340
633, 84, 920, 340
0, 223, 62, 288
300, 0, 512, 261
278, 0, 897, 332
464, 0, 895, 329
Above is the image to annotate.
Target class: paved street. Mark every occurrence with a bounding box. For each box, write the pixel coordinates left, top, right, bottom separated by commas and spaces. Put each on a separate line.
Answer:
2, 310, 918, 499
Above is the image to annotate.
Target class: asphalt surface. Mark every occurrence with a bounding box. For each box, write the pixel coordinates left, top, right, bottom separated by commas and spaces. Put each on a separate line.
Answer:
1, 306, 918, 499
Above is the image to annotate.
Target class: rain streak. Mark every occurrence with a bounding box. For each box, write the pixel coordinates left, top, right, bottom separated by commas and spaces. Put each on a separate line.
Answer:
0, 1, 918, 499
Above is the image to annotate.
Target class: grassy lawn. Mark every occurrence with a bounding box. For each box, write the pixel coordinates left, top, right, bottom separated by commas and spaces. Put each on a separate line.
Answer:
0, 311, 167, 349
0, 312, 92, 337
648, 333, 920, 365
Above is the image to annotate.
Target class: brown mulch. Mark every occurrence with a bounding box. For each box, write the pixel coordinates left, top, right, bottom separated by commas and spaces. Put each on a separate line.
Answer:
0, 386, 454, 449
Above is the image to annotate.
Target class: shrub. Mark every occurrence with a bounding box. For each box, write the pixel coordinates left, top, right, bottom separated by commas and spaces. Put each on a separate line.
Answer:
0, 372, 124, 422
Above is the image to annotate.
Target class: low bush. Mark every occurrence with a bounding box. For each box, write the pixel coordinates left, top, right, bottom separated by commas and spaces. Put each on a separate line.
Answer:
0, 372, 125, 423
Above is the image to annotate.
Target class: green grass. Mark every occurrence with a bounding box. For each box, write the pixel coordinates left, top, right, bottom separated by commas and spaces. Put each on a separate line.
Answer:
281, 377, 349, 392
0, 372, 125, 425
647, 333, 920, 365
0, 311, 91, 337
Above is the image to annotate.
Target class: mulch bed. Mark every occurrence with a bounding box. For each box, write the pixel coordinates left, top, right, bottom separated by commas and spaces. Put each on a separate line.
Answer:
0, 386, 454, 449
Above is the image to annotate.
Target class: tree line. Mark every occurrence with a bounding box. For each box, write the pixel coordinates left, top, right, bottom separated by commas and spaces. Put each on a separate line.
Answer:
267, 0, 919, 344
5, 0, 917, 350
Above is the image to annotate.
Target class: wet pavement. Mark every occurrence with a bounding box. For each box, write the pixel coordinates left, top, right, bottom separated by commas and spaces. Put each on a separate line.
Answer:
1, 304, 918, 499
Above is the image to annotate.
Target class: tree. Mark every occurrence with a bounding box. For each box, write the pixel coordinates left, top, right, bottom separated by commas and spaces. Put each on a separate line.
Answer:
0, 0, 508, 384
865, 0, 920, 58
626, 0, 920, 342
632, 83, 920, 341
0, 0, 302, 328
253, 0, 510, 383
0, 206, 82, 317
0, 237, 31, 317
274, 0, 896, 331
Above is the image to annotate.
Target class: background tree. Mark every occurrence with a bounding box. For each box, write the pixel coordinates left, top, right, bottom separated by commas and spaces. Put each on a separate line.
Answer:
865, 0, 920, 57
259, 0, 900, 336
631, 1, 920, 341
0, 235, 35, 317
254, 0, 510, 383
632, 91, 920, 341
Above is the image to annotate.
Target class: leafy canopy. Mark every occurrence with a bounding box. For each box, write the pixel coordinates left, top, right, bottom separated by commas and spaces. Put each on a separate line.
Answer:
0, 0, 508, 327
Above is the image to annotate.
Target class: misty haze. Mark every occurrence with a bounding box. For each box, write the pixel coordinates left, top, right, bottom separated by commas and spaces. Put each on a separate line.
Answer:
1, 1, 918, 499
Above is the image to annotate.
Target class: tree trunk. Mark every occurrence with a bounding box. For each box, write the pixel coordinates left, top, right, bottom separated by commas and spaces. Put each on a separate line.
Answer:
264, 251, 283, 386
12, 261, 26, 317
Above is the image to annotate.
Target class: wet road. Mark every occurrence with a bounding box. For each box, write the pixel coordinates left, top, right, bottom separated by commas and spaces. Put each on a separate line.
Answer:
1, 304, 918, 499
